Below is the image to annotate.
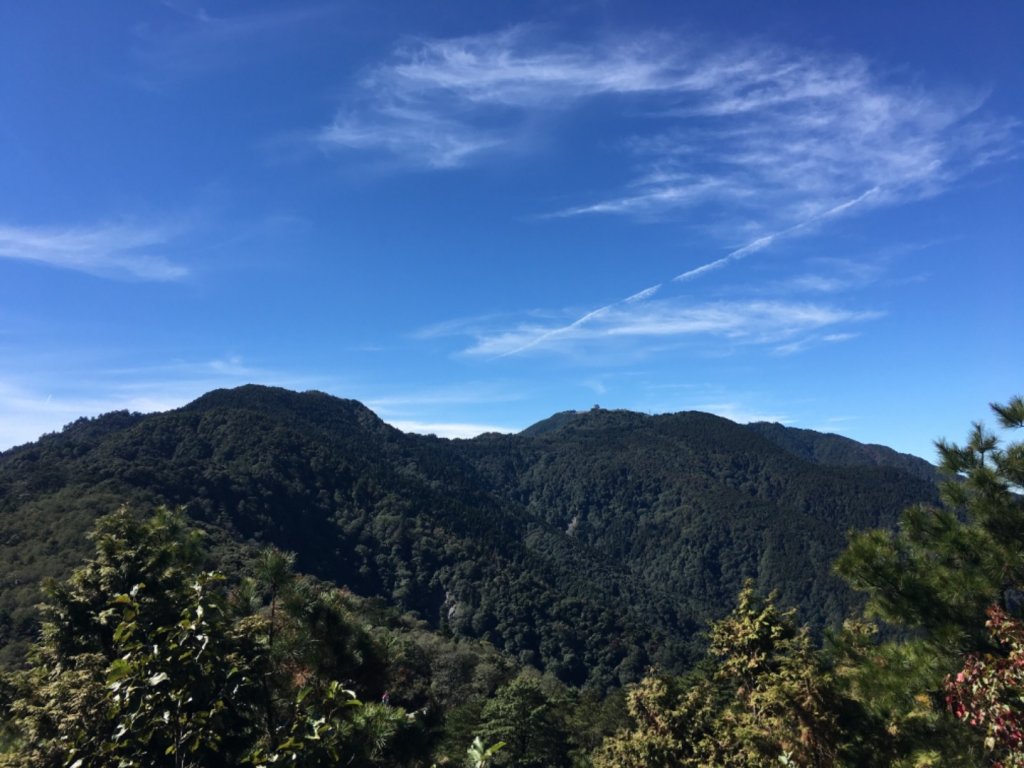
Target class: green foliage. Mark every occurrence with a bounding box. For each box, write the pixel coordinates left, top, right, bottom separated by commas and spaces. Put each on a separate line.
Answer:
837, 398, 1024, 645
4, 386, 1017, 766
478, 673, 571, 768
938, 397, 1024, 768
2, 508, 261, 766
706, 585, 841, 767
745, 421, 939, 482
467, 736, 506, 768
592, 673, 712, 768
0, 386, 939, 688
0, 507, 415, 767
832, 395, 1024, 765
83, 572, 259, 767
595, 584, 845, 767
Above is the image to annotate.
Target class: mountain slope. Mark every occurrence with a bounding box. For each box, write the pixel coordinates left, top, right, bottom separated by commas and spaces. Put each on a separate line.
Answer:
745, 420, 938, 481
0, 386, 939, 685
459, 408, 938, 633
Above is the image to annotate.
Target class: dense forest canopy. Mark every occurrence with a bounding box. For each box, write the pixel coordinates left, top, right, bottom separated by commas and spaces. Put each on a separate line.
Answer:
0, 385, 938, 680
1, 388, 1022, 766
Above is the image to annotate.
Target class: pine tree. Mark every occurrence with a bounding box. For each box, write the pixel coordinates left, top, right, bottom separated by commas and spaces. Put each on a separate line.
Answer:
833, 395, 1024, 766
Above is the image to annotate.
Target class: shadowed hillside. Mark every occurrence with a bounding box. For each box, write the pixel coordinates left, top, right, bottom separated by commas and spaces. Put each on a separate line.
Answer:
0, 386, 939, 685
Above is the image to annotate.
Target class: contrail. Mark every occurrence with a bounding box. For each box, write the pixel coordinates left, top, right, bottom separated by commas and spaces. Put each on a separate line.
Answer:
674, 187, 880, 283
496, 186, 881, 357
497, 304, 613, 358
674, 256, 732, 282
499, 282, 662, 357
625, 283, 662, 303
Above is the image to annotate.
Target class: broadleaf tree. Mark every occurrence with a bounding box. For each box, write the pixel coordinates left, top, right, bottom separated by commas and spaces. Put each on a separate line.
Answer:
0, 507, 407, 767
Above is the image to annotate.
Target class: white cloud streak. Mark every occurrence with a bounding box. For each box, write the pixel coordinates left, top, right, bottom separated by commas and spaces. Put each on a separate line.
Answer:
495, 304, 613, 357
773, 330, 860, 356
339, 25, 1011, 362
673, 185, 881, 282
625, 283, 662, 303
319, 109, 502, 169
322, 26, 1014, 226
462, 299, 882, 357
466, 184, 883, 360
0, 223, 186, 280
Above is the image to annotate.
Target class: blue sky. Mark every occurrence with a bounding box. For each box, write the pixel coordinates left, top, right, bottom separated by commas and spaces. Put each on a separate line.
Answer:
1, 0, 1021, 460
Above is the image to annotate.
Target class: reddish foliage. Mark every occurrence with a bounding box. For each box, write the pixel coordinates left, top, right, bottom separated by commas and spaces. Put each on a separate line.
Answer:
946, 605, 1024, 767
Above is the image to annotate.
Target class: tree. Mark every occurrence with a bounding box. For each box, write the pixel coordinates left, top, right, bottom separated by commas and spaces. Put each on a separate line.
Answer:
0, 507, 406, 767
940, 397, 1024, 767
466, 736, 506, 768
478, 673, 571, 768
833, 395, 1024, 766
2, 507, 261, 767
946, 605, 1024, 767
595, 584, 843, 767
591, 672, 715, 768
705, 585, 840, 767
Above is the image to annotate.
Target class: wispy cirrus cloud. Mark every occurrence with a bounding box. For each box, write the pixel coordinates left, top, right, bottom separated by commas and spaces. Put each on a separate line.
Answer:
318, 25, 685, 166
773, 331, 860, 356
670, 186, 883, 283
320, 108, 503, 169
778, 263, 883, 295
450, 298, 881, 358
321, 25, 1015, 222
0, 223, 186, 280
336, 25, 1010, 365
788, 275, 858, 294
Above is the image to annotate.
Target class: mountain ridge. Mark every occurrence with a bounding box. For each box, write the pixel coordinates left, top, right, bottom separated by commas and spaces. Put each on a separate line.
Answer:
0, 385, 940, 685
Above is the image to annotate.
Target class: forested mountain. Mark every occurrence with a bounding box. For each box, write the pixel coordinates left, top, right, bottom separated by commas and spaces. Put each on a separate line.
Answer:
0, 385, 939, 685
745, 420, 939, 482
